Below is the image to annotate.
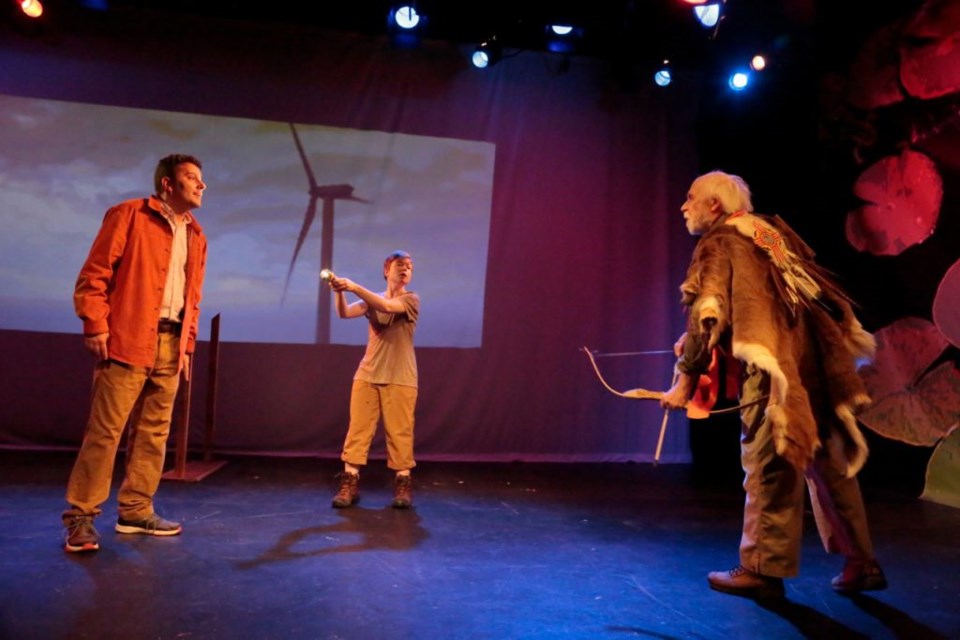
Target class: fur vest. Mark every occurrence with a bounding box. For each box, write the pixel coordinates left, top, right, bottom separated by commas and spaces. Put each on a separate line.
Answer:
680, 212, 875, 476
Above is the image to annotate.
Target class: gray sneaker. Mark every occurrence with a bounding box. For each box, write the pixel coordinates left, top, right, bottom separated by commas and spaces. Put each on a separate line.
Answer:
115, 513, 182, 536
65, 515, 100, 553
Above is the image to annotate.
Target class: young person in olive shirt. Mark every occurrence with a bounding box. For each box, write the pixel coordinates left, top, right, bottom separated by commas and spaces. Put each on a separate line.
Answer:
326, 251, 419, 509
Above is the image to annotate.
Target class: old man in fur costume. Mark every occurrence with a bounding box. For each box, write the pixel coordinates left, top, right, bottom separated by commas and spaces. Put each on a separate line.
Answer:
661, 171, 887, 599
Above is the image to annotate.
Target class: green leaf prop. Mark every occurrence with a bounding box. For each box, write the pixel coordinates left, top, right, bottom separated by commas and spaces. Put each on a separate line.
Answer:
921, 425, 960, 509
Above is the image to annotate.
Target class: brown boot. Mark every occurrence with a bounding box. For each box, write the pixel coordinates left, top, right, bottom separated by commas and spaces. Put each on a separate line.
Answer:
832, 558, 887, 593
708, 565, 785, 599
392, 474, 413, 509
331, 472, 359, 508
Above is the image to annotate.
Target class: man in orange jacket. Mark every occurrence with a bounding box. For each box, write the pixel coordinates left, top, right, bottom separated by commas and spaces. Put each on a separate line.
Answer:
63, 154, 208, 553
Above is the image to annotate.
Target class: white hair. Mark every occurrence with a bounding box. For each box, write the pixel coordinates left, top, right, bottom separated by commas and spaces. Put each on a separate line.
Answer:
694, 171, 754, 214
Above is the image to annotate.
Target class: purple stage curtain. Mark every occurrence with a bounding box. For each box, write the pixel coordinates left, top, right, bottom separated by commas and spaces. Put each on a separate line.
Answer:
0, 14, 701, 462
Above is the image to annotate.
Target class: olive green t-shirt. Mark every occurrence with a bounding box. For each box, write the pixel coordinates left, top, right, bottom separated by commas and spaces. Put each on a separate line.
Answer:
353, 291, 419, 388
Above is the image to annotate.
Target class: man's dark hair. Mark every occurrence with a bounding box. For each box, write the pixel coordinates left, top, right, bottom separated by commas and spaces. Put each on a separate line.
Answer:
154, 154, 202, 195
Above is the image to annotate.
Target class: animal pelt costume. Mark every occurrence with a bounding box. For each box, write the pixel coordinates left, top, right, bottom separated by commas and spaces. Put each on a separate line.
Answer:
679, 211, 875, 476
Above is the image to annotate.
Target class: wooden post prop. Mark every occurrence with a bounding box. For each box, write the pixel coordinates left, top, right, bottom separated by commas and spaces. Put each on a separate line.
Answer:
163, 313, 227, 482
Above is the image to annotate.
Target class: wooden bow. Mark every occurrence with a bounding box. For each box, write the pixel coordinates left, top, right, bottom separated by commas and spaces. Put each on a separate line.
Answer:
580, 346, 665, 401
580, 345, 679, 463
580, 345, 767, 419
580, 346, 717, 417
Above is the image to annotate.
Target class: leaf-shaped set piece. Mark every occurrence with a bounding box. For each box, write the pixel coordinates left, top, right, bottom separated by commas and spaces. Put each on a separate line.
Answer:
933, 258, 960, 349
901, 0, 960, 100
846, 24, 905, 110
858, 317, 960, 446
921, 425, 960, 509
846, 150, 943, 256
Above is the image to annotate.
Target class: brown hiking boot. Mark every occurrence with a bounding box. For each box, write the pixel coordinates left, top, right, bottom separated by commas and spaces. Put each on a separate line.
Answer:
64, 515, 100, 553
708, 565, 785, 599
332, 471, 360, 508
832, 558, 887, 593
392, 474, 413, 509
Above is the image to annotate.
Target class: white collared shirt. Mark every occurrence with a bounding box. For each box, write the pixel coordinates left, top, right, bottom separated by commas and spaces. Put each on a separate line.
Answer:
157, 199, 191, 323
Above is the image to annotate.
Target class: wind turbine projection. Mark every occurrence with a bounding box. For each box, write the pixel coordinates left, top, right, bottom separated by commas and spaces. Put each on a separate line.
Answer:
282, 122, 371, 344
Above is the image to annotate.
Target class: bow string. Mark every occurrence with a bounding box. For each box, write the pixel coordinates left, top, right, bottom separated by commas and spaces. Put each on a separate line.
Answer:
580, 346, 665, 400
580, 345, 767, 417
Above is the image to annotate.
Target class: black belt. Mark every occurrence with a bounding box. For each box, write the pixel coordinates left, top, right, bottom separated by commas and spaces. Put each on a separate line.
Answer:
158, 320, 182, 335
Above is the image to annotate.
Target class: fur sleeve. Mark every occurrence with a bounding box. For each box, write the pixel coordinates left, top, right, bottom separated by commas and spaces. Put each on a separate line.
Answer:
684, 233, 732, 351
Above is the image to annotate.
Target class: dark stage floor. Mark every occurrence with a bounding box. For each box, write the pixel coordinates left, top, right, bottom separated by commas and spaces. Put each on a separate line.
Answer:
0, 451, 957, 640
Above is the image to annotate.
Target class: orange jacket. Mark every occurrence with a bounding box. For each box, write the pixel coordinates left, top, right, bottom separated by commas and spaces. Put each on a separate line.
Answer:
74, 196, 207, 370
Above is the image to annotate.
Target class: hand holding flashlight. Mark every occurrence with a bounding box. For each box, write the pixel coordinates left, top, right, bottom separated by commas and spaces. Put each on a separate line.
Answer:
322, 269, 351, 293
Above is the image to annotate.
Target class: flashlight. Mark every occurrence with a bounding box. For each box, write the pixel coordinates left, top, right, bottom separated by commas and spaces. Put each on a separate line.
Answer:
320, 269, 336, 282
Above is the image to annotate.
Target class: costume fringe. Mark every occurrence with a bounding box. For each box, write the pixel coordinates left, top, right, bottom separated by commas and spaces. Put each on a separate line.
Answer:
733, 342, 787, 406
835, 404, 869, 477
845, 318, 876, 365
734, 341, 813, 467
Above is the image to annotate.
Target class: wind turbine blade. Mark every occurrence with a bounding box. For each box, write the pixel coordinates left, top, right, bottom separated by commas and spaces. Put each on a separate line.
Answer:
281, 197, 318, 306
289, 122, 318, 190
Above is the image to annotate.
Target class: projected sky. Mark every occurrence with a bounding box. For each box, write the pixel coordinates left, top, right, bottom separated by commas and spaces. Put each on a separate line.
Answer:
0, 94, 493, 347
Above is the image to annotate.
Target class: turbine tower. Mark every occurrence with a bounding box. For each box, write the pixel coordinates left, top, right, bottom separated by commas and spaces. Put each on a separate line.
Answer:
282, 123, 369, 344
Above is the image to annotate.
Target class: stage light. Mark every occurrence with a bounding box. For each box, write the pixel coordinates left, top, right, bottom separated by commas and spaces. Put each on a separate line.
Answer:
19, 0, 44, 18
387, 5, 427, 49
694, 3, 721, 28
390, 5, 420, 30
654, 61, 672, 87
471, 38, 502, 69
750, 55, 767, 71
544, 23, 581, 54
728, 71, 750, 91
